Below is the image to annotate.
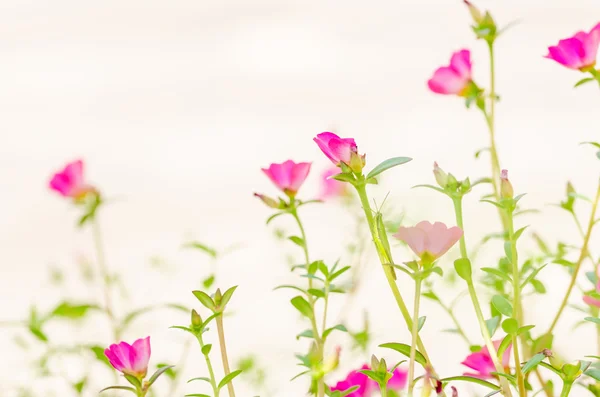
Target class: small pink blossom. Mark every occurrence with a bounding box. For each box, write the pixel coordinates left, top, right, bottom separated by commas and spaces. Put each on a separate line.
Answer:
500, 169, 514, 199
583, 295, 600, 308
49, 159, 94, 199
261, 160, 311, 197
545, 22, 600, 70
462, 340, 511, 380
104, 336, 151, 379
314, 132, 358, 166
393, 221, 463, 262
319, 167, 347, 200
330, 364, 407, 396
428, 50, 473, 95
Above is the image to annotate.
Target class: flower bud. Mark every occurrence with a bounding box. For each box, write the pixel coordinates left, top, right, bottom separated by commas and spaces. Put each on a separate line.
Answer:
433, 162, 449, 188
322, 346, 341, 373
214, 288, 223, 306
349, 151, 366, 174
463, 0, 483, 24
371, 354, 380, 371
254, 193, 281, 209
447, 173, 458, 190
500, 169, 514, 199
191, 309, 202, 329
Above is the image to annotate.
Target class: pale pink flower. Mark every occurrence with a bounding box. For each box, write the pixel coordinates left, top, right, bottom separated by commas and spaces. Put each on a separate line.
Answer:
319, 167, 347, 200
393, 221, 463, 262
330, 364, 407, 396
583, 295, 600, 308
462, 340, 511, 380
104, 336, 151, 379
428, 50, 473, 95
49, 159, 94, 198
545, 22, 600, 70
314, 132, 358, 166
261, 160, 311, 197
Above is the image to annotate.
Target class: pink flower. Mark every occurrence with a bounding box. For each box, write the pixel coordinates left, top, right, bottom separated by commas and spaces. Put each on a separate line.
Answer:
393, 221, 463, 262
104, 336, 151, 379
584, 295, 600, 308
261, 160, 311, 197
462, 340, 511, 380
330, 365, 407, 396
319, 167, 347, 200
314, 132, 358, 166
545, 22, 600, 70
49, 159, 94, 199
428, 50, 473, 95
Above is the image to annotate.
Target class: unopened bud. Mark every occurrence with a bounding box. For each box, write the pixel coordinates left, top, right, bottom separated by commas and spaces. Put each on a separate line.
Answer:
254, 193, 280, 209
214, 288, 223, 306
447, 173, 458, 190
433, 162, 449, 188
322, 346, 341, 373
463, 0, 483, 24
371, 354, 380, 371
500, 169, 514, 199
191, 309, 202, 328
349, 152, 366, 174
542, 348, 553, 358
460, 177, 472, 193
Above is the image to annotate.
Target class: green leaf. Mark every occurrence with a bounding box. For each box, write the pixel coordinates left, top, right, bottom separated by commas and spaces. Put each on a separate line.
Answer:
522, 353, 546, 374
502, 318, 518, 334
366, 157, 412, 179
520, 264, 548, 289
90, 346, 112, 369
185, 394, 212, 397
192, 290, 216, 311
296, 329, 314, 340
575, 77, 596, 87
585, 317, 600, 325
266, 212, 285, 225
485, 316, 501, 338
290, 370, 311, 381
220, 285, 237, 308
332, 173, 356, 183
497, 335, 512, 359
481, 267, 512, 282
417, 316, 426, 331
584, 368, 600, 381
412, 184, 445, 194
288, 236, 305, 248
51, 302, 96, 319
183, 241, 217, 258
379, 342, 427, 367
454, 258, 472, 281
440, 376, 500, 390
28, 326, 48, 343
491, 295, 513, 317
202, 344, 212, 355
124, 374, 142, 389
480, 199, 505, 209
307, 289, 325, 298
187, 377, 212, 384
273, 285, 308, 295
147, 365, 175, 387
323, 324, 348, 339
514, 226, 529, 241
155, 363, 176, 379
517, 325, 535, 335
329, 266, 351, 281
218, 369, 242, 389
100, 386, 137, 394
202, 275, 215, 289
291, 296, 314, 319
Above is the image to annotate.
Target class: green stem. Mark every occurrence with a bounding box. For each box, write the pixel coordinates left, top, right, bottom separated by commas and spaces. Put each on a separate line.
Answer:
216, 315, 236, 397
380, 383, 388, 397
92, 217, 119, 342
506, 210, 526, 397
559, 381, 573, 397
453, 197, 513, 396
354, 182, 444, 395
290, 208, 325, 397
547, 182, 600, 335
196, 332, 219, 397
407, 277, 422, 396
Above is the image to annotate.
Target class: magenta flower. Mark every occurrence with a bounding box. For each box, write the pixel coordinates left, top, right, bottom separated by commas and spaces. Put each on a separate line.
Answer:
545, 22, 600, 70
330, 364, 407, 396
104, 336, 151, 379
462, 340, 511, 380
49, 159, 94, 199
428, 50, 473, 95
393, 221, 463, 262
319, 167, 347, 200
314, 132, 358, 166
261, 160, 311, 197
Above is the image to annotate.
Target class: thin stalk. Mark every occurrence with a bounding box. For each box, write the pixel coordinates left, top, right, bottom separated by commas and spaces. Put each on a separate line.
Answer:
290, 208, 325, 397
547, 182, 600, 334
216, 315, 236, 397
354, 182, 444, 396
407, 277, 423, 396
92, 217, 118, 342
506, 211, 526, 396
195, 332, 219, 397
453, 197, 513, 397
322, 282, 329, 335
559, 382, 573, 397
380, 383, 388, 397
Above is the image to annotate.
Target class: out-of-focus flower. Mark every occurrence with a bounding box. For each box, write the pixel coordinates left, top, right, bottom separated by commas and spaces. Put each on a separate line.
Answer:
500, 169, 514, 199
49, 159, 95, 199
583, 295, 600, 308
393, 221, 463, 263
314, 132, 364, 172
428, 50, 473, 95
433, 162, 449, 188
253, 193, 281, 209
104, 336, 151, 379
319, 168, 348, 200
330, 364, 407, 396
261, 160, 311, 197
545, 22, 600, 70
462, 339, 511, 379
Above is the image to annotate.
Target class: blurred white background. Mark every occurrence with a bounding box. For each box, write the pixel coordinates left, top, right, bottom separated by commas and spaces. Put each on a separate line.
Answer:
1, 0, 599, 395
